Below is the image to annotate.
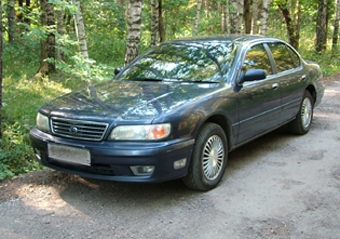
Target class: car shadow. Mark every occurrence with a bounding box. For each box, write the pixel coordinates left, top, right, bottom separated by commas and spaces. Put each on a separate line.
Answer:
55, 126, 300, 214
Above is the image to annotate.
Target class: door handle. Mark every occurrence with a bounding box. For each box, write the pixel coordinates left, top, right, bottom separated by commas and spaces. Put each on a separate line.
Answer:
272, 83, 279, 90
300, 74, 307, 81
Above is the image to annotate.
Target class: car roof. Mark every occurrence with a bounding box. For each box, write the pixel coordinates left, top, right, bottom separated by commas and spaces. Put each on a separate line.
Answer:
165, 34, 282, 45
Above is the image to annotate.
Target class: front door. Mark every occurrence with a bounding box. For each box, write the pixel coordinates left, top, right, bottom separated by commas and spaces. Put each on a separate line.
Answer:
235, 43, 282, 144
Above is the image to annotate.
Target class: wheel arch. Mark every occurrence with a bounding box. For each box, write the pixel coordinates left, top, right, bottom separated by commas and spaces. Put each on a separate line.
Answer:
306, 85, 316, 105
203, 114, 233, 152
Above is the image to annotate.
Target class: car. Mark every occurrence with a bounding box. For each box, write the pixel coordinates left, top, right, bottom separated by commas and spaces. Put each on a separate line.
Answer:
29, 35, 325, 191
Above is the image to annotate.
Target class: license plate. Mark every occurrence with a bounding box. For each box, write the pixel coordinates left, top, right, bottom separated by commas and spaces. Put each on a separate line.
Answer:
48, 144, 91, 166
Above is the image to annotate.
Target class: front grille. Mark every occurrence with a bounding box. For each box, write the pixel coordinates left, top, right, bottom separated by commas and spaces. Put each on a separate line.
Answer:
51, 117, 109, 141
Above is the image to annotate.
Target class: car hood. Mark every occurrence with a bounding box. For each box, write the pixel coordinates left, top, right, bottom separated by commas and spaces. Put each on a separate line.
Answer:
41, 80, 222, 122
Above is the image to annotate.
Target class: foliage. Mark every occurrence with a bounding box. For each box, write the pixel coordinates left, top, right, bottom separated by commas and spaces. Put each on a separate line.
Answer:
1, 57, 71, 180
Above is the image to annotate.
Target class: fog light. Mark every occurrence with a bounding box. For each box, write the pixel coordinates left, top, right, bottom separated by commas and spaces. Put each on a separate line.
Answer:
34, 148, 42, 161
174, 158, 187, 170
130, 165, 155, 176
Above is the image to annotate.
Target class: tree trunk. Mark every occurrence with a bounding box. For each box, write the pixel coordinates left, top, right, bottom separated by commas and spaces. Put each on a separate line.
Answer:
57, 8, 66, 61
205, 0, 209, 18
260, 0, 270, 35
194, 0, 203, 35
124, 0, 143, 65
7, 0, 15, 42
244, 0, 251, 34
36, 0, 56, 77
278, 0, 300, 50
0, 0, 3, 137
230, 0, 244, 34
252, 0, 259, 34
150, 0, 159, 46
333, 0, 340, 50
159, 0, 165, 42
221, 0, 229, 34
315, 0, 328, 52
72, 0, 89, 59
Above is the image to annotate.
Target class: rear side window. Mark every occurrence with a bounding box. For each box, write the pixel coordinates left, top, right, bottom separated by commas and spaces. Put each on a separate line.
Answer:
267, 43, 301, 73
242, 44, 272, 75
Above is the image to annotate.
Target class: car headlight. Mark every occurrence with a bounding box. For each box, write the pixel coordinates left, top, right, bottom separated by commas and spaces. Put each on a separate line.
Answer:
109, 124, 171, 140
36, 113, 50, 132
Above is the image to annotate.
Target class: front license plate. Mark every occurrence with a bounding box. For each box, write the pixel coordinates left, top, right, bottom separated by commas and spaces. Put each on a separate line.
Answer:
48, 144, 91, 166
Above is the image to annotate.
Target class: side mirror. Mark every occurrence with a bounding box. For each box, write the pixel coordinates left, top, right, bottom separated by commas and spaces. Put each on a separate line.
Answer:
114, 67, 123, 76
238, 69, 267, 84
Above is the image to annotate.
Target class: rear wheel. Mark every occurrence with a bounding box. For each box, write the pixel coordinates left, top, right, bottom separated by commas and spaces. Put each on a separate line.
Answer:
289, 91, 314, 135
182, 123, 228, 191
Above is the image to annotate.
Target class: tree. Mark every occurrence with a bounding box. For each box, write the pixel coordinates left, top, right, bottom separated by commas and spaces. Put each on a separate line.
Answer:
36, 0, 56, 77
72, 0, 89, 59
277, 0, 301, 50
194, 0, 203, 35
244, 0, 251, 33
221, 0, 230, 34
124, 0, 143, 65
260, 0, 271, 35
150, 0, 159, 46
7, 0, 15, 42
333, 0, 340, 50
230, 0, 244, 33
56, 2, 66, 61
158, 0, 165, 42
252, 0, 259, 34
315, 0, 328, 52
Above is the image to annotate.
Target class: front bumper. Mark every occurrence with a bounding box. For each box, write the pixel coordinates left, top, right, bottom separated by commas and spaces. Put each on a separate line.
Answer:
29, 128, 195, 183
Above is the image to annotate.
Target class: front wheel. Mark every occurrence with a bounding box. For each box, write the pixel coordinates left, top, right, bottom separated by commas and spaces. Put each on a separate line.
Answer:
182, 123, 228, 191
289, 91, 314, 135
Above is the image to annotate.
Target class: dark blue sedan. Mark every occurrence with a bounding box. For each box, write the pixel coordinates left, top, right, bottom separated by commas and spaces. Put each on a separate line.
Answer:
30, 35, 325, 191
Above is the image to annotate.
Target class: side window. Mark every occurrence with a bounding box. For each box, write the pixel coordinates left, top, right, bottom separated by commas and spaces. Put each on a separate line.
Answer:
242, 44, 272, 76
268, 43, 300, 73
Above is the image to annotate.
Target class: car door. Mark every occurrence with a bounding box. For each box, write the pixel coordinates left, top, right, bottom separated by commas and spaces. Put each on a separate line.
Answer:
266, 42, 307, 122
235, 43, 282, 145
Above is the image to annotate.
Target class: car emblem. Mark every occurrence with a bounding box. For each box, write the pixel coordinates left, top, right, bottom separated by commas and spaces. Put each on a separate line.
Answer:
69, 126, 78, 134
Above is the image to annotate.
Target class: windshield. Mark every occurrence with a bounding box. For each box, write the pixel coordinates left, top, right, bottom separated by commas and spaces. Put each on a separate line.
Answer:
117, 41, 236, 83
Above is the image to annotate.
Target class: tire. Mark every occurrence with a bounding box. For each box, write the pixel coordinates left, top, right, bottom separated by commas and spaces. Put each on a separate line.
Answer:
289, 91, 314, 135
182, 123, 228, 191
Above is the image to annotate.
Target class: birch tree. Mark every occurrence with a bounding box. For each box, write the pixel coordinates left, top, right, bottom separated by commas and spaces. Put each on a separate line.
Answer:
125, 0, 143, 65
252, 0, 259, 34
260, 0, 270, 35
57, 4, 66, 61
221, 0, 229, 34
194, 0, 203, 35
230, 0, 243, 34
333, 0, 340, 50
150, 0, 159, 46
72, 0, 89, 59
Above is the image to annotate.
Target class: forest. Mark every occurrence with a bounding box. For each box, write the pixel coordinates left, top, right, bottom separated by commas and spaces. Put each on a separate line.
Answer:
0, 0, 339, 180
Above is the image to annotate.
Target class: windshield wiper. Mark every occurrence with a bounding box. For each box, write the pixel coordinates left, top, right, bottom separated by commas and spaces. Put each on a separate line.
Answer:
130, 78, 163, 82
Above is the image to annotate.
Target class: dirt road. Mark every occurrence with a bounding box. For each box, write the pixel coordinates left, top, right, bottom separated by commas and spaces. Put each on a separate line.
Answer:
1, 78, 339, 239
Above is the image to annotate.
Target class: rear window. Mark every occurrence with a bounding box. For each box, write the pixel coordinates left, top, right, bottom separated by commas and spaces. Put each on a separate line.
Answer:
267, 43, 301, 73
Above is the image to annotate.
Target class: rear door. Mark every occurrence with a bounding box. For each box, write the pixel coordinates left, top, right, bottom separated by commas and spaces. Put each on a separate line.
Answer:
266, 42, 306, 122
